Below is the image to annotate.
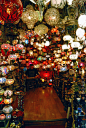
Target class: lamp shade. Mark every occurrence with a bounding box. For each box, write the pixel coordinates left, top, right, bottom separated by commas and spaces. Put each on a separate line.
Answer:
4, 89, 13, 97
63, 35, 72, 41
76, 28, 85, 40
6, 79, 14, 85
84, 48, 86, 53
78, 14, 86, 28
1, 44, 11, 56
21, 5, 38, 29
3, 105, 13, 114
60, 65, 68, 72
15, 44, 24, 50
79, 62, 85, 67
69, 54, 78, 60
51, 0, 66, 9
0, 114, 6, 120
6, 114, 11, 120
1, 44, 11, 49
0, 66, 9, 76
0, 77, 6, 84
45, 41, 50, 46
0, 0, 23, 23
34, 24, 48, 35
71, 42, 80, 48
62, 44, 70, 50
4, 97, 13, 104
44, 7, 60, 26
40, 71, 53, 80
7, 65, 15, 71
8, 54, 17, 60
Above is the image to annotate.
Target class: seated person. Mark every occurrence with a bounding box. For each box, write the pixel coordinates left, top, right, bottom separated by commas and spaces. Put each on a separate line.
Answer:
25, 64, 39, 90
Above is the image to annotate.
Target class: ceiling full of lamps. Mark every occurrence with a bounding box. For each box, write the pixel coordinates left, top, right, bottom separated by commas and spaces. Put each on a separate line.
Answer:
20, 0, 86, 26
0, 0, 86, 45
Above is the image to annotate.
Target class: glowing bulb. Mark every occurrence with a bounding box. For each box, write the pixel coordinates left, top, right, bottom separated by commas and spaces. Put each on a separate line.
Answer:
7, 8, 11, 15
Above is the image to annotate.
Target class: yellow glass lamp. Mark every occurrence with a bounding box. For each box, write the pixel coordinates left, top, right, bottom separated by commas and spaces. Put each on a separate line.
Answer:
6, 79, 14, 85
44, 7, 60, 26
34, 24, 48, 36
4, 97, 13, 104
7, 65, 15, 71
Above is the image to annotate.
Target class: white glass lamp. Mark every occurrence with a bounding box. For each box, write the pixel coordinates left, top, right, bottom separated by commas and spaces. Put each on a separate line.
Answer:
67, 0, 73, 5
71, 42, 80, 48
63, 35, 72, 41
51, 0, 66, 9
55, 54, 61, 58
62, 44, 70, 50
78, 14, 86, 28
44, 41, 50, 46
76, 28, 85, 40
69, 54, 78, 60
84, 48, 86, 53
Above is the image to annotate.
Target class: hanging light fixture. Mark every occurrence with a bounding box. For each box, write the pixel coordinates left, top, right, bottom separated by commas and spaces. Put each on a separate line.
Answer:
0, 66, 9, 76
78, 14, 86, 28
6, 79, 14, 85
7, 65, 15, 71
44, 7, 60, 26
62, 44, 70, 50
0, 114, 6, 120
34, 24, 48, 36
3, 105, 13, 114
4, 93, 13, 104
84, 48, 86, 53
4, 89, 13, 97
8, 54, 17, 61
60, 65, 68, 72
71, 42, 80, 49
1, 44, 11, 57
21, 5, 38, 29
51, 0, 66, 9
69, 54, 78, 60
0, 77, 6, 84
63, 35, 73, 41
76, 28, 85, 41
0, 0, 23, 23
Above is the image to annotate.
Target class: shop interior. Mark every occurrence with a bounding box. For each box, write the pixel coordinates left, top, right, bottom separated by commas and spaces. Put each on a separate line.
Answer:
0, 0, 86, 128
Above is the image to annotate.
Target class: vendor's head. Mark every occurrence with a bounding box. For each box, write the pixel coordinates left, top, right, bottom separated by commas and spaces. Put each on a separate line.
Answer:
30, 64, 34, 69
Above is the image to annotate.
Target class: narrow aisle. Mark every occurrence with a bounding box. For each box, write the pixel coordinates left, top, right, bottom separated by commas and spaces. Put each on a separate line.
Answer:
23, 87, 67, 121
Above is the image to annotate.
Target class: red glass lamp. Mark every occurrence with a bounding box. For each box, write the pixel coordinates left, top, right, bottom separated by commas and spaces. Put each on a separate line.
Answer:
43, 72, 50, 78
0, 0, 23, 23
1, 43, 11, 56
40, 71, 53, 80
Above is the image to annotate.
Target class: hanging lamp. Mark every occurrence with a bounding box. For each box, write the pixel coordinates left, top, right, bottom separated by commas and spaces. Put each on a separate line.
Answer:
0, 0, 23, 23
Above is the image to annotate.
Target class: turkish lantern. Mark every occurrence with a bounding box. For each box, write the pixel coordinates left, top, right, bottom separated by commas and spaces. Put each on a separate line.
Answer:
44, 8, 60, 26
1, 44, 11, 56
0, 0, 23, 23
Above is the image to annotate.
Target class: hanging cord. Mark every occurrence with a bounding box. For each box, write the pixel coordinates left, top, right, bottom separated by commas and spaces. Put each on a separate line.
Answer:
37, 0, 45, 17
